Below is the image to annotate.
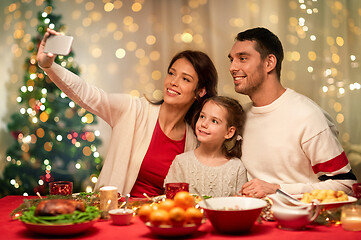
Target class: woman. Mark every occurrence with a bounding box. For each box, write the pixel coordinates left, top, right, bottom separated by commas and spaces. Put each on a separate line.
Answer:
37, 28, 218, 197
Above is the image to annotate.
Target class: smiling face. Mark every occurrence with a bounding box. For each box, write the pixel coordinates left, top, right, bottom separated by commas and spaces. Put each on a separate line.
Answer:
163, 58, 200, 108
228, 40, 267, 97
195, 100, 235, 146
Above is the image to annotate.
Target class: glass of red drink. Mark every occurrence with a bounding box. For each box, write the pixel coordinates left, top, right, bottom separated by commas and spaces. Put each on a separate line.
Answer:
352, 183, 361, 199
49, 181, 73, 195
165, 182, 189, 199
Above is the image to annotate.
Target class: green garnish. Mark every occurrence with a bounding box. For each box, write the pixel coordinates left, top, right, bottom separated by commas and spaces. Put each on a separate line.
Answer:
18, 205, 100, 225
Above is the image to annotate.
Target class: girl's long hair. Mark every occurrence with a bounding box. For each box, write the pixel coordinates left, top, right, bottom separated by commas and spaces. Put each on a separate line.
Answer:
193, 96, 245, 159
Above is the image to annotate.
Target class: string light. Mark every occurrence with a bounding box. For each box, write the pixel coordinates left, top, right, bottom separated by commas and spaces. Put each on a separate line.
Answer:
56, 135, 63, 141
91, 176, 98, 183
4, 0, 359, 197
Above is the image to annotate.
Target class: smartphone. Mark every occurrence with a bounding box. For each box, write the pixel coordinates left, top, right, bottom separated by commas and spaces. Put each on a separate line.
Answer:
44, 35, 74, 56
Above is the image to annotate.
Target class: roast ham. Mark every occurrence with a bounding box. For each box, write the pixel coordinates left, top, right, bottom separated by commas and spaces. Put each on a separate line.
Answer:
34, 199, 86, 216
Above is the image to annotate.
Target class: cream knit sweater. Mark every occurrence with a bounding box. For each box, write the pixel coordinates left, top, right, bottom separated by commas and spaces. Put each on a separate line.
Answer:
41, 63, 198, 194
165, 150, 247, 197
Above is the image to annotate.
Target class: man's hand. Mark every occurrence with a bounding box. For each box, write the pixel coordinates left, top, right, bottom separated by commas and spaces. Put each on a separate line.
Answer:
241, 179, 280, 198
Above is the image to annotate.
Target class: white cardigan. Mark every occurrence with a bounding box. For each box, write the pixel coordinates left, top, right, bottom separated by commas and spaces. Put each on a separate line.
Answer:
41, 63, 198, 194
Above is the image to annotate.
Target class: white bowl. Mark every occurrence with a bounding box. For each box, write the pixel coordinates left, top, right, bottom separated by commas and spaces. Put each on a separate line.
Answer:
198, 197, 267, 234
108, 209, 134, 225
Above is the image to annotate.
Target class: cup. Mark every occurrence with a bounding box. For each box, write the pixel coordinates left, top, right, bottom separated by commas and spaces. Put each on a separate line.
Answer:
341, 205, 361, 231
165, 182, 189, 199
352, 183, 361, 199
99, 186, 118, 219
109, 209, 134, 225
49, 181, 73, 195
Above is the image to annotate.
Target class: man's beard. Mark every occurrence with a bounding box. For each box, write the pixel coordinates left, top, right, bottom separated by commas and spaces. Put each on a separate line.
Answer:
234, 65, 265, 96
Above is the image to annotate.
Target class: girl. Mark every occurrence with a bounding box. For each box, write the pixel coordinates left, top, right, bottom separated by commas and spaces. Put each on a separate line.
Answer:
37, 28, 218, 197
164, 96, 247, 197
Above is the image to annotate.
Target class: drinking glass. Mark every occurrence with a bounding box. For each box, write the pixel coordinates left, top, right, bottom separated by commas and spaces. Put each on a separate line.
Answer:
341, 205, 361, 231
352, 183, 361, 199
49, 181, 73, 195
165, 182, 189, 199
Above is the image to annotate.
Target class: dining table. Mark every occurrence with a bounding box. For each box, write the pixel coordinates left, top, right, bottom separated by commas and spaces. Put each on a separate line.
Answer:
0, 195, 359, 240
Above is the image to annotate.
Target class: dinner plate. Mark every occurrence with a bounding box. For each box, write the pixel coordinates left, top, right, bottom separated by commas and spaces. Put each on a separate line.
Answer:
145, 222, 202, 237
292, 194, 357, 209
22, 218, 98, 235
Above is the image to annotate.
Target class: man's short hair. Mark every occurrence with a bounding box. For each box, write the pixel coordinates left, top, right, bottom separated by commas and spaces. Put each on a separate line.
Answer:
235, 27, 284, 79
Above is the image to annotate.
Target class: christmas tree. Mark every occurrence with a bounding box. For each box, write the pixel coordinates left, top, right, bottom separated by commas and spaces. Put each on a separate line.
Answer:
0, 0, 103, 197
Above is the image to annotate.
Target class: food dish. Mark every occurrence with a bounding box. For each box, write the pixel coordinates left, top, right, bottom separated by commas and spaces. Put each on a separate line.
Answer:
292, 194, 357, 209
22, 218, 98, 235
122, 195, 166, 208
198, 197, 267, 234
144, 222, 202, 237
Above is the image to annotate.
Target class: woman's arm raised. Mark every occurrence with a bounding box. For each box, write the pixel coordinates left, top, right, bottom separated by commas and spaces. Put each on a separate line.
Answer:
37, 29, 133, 127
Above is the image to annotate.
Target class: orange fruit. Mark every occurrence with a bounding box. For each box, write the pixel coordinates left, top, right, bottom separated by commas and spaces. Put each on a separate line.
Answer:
169, 207, 186, 227
174, 191, 195, 210
150, 203, 160, 211
149, 209, 170, 226
158, 199, 175, 212
138, 204, 153, 222
185, 207, 203, 225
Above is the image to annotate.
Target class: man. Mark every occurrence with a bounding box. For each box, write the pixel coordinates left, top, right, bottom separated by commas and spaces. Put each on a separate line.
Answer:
228, 27, 357, 198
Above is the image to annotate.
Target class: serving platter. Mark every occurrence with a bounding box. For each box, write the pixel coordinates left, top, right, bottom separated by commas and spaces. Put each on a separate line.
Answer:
144, 222, 202, 237
22, 218, 98, 235
292, 194, 357, 209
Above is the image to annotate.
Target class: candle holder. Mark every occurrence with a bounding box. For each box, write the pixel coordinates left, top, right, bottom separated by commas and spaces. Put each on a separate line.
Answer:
99, 186, 118, 219
341, 205, 361, 231
49, 181, 73, 196
352, 183, 361, 199
165, 182, 189, 199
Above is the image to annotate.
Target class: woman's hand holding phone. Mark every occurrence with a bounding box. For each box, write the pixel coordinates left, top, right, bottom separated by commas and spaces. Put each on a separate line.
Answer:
37, 28, 73, 68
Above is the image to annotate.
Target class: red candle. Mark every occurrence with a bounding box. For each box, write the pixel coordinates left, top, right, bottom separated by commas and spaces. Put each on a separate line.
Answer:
352, 183, 361, 199
49, 181, 73, 195
165, 183, 189, 199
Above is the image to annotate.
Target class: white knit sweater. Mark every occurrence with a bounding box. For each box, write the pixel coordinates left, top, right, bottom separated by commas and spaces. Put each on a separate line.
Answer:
164, 150, 247, 197
41, 63, 198, 194
242, 89, 356, 195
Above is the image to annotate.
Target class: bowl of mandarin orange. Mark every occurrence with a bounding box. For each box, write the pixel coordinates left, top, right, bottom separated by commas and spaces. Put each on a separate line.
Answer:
138, 191, 204, 237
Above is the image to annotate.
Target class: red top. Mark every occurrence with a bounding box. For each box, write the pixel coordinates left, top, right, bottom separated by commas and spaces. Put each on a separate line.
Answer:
130, 120, 186, 197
